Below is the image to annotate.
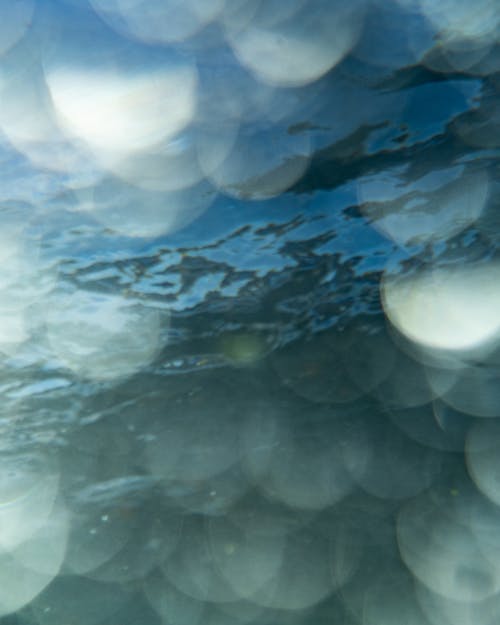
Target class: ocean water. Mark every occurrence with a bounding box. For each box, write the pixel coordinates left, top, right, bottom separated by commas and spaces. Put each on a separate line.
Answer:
0, 1, 499, 624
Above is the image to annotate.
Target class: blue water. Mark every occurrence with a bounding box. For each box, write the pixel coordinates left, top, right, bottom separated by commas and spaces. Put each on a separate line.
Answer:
0, 1, 499, 624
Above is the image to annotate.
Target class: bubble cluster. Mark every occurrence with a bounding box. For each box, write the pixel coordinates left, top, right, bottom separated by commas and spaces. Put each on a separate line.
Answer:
0, 0, 497, 623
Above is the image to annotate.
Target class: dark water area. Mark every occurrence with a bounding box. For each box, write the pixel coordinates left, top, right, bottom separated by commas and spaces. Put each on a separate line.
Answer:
0, 1, 499, 624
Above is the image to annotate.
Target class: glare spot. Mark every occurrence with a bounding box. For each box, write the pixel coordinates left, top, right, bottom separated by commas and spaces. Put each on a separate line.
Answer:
382, 263, 500, 352
74, 177, 215, 239
46, 64, 198, 160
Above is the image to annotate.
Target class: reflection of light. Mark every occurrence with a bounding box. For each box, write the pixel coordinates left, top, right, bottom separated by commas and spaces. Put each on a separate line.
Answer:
225, 0, 363, 87
419, 0, 498, 43
199, 123, 311, 200
46, 290, 163, 381
90, 0, 225, 45
0, 505, 68, 617
358, 169, 489, 247
382, 264, 500, 352
418, 0, 499, 73
46, 65, 197, 159
74, 177, 215, 238
63, 508, 132, 576
0, 451, 65, 617
242, 409, 360, 510
0, 455, 59, 550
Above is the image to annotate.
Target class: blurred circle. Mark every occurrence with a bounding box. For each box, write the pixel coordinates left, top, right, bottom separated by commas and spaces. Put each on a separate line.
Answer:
90, 0, 225, 45
0, 504, 69, 618
73, 176, 215, 238
397, 490, 500, 602
46, 63, 198, 161
0, 0, 35, 57
199, 121, 311, 200
207, 512, 287, 599
382, 262, 500, 354
466, 423, 500, 506
225, 0, 364, 87
30, 574, 133, 625
358, 168, 489, 248
0, 453, 60, 551
45, 289, 163, 382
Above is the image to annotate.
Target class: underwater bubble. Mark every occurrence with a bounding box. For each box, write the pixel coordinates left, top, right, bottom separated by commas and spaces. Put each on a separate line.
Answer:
144, 573, 205, 625
250, 521, 336, 610
242, 406, 362, 510
382, 263, 500, 353
45, 289, 163, 382
0, 453, 60, 551
225, 0, 364, 87
0, 504, 68, 618
208, 513, 286, 599
397, 491, 500, 602
358, 168, 489, 247
162, 516, 240, 603
46, 63, 197, 161
73, 176, 214, 238
428, 363, 500, 418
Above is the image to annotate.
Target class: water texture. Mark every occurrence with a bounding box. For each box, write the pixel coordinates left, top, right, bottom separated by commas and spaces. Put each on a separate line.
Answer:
0, 0, 499, 623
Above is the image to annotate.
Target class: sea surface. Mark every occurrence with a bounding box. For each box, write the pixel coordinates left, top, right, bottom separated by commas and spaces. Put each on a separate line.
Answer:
0, 1, 499, 624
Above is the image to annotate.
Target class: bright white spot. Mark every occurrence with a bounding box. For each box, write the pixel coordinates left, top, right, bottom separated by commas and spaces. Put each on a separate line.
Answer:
382, 263, 500, 352
46, 65, 197, 160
